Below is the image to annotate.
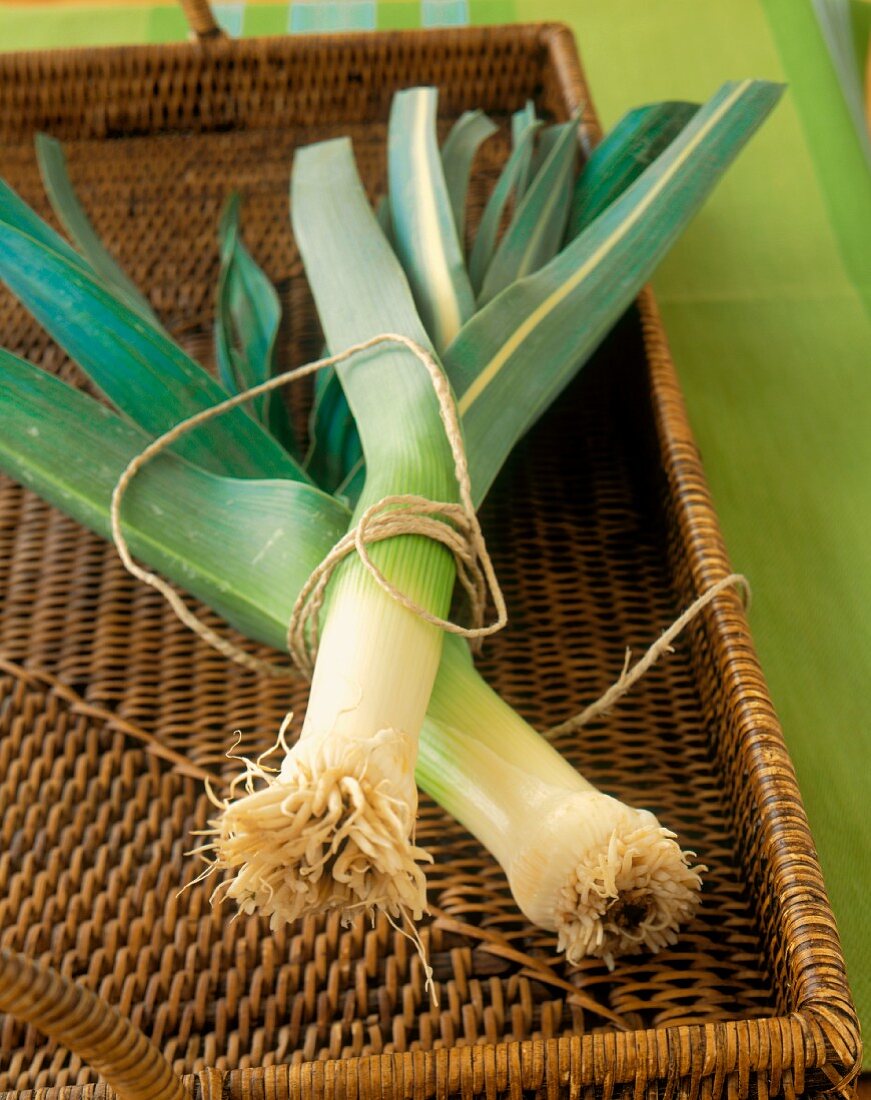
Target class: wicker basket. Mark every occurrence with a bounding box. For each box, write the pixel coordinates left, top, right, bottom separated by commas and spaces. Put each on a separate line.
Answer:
0, 9, 860, 1100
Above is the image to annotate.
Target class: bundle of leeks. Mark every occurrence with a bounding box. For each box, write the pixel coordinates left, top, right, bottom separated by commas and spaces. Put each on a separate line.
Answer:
0, 80, 781, 967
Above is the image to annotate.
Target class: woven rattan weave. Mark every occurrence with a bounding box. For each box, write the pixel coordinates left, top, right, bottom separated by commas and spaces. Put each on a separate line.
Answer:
0, 20, 860, 1100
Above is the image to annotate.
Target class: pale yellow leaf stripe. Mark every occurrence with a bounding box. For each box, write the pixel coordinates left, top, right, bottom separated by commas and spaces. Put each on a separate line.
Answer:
457, 80, 752, 416
414, 90, 463, 348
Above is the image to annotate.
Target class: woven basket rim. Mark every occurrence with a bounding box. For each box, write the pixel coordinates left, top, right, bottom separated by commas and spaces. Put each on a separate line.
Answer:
0, 20, 860, 1099
0, 20, 566, 72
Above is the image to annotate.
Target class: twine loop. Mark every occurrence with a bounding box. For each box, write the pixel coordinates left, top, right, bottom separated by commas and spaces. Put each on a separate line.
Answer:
110, 333, 507, 681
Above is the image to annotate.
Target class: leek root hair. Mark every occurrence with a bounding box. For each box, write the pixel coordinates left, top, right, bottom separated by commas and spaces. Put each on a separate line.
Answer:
202, 727, 431, 928
506, 792, 703, 969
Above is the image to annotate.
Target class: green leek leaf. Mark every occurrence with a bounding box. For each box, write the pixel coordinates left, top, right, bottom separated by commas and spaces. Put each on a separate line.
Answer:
388, 87, 476, 353
440, 109, 498, 244
215, 194, 297, 453
468, 116, 542, 293
335, 455, 366, 505
0, 179, 90, 275
35, 133, 162, 327
0, 347, 347, 649
305, 188, 396, 497
293, 136, 457, 511
305, 198, 392, 495
305, 193, 369, 493
566, 101, 700, 240
477, 119, 578, 304
214, 196, 243, 396
0, 215, 309, 482
528, 123, 564, 180
305, 367, 364, 494
510, 100, 538, 202
450, 80, 785, 503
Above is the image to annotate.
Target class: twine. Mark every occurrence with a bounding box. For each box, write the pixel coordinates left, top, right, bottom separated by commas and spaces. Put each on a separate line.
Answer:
111, 334, 748, 727
546, 573, 750, 738
110, 333, 507, 681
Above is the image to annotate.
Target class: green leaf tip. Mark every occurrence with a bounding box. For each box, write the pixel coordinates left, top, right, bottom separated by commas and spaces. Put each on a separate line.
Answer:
34, 131, 162, 326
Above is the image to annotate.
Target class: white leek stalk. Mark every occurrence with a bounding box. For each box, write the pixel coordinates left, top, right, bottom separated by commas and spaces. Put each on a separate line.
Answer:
418, 638, 703, 967
213, 548, 451, 929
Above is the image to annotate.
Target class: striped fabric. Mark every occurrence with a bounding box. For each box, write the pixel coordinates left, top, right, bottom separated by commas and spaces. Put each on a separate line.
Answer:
0, 0, 510, 48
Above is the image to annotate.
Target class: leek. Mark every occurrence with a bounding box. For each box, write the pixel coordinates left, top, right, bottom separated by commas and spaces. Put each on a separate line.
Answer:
208, 137, 460, 931
0, 80, 782, 963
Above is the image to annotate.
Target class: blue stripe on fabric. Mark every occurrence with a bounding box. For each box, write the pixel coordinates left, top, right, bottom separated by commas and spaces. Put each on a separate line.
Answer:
290, 0, 378, 32
421, 0, 469, 27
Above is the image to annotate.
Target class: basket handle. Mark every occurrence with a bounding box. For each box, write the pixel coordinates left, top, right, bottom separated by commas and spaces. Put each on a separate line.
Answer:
179, 0, 225, 41
0, 948, 186, 1100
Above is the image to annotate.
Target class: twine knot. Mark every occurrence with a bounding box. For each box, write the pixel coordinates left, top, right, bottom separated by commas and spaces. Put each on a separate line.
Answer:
288, 493, 505, 678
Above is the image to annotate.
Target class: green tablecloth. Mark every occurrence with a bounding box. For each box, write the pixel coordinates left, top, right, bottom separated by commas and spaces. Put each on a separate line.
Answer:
1, 0, 869, 1062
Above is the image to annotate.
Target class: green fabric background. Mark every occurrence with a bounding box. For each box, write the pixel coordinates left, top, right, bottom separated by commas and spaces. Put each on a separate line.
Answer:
1, 0, 869, 1062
